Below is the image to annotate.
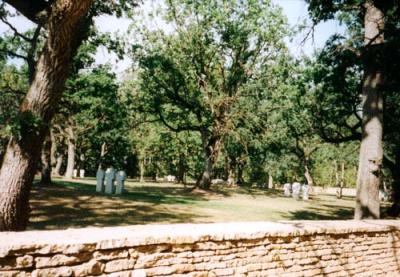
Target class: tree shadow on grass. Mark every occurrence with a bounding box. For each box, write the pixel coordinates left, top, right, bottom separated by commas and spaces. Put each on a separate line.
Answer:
283, 206, 354, 220
29, 181, 211, 230
210, 184, 284, 199
284, 203, 393, 220
279, 194, 355, 220
237, 187, 284, 198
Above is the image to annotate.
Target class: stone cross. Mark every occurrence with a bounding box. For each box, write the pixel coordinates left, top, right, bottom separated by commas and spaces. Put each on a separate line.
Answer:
105, 167, 116, 194
96, 169, 105, 193
302, 184, 309, 201
283, 183, 291, 197
292, 182, 301, 199
115, 170, 127, 195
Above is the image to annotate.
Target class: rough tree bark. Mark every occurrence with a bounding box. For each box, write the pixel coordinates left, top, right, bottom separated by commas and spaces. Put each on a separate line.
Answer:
236, 160, 245, 186
98, 142, 107, 170
64, 125, 76, 179
224, 155, 236, 186
229, 156, 236, 186
355, 0, 385, 219
304, 164, 314, 188
53, 154, 64, 176
0, 0, 93, 231
197, 131, 222, 189
177, 155, 185, 184
40, 128, 52, 185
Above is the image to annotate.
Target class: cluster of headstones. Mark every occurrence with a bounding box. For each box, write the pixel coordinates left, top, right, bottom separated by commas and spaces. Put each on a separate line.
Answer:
283, 182, 309, 200
96, 168, 127, 195
72, 169, 85, 178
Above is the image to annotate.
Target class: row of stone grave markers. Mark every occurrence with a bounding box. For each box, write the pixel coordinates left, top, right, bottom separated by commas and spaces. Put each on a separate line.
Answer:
96, 168, 127, 195
72, 169, 85, 178
283, 182, 309, 200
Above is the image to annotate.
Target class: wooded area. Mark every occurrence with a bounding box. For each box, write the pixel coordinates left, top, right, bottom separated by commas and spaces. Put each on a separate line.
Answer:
0, 0, 399, 231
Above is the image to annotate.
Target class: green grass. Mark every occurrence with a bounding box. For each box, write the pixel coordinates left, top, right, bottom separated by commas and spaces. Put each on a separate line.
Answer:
28, 178, 357, 230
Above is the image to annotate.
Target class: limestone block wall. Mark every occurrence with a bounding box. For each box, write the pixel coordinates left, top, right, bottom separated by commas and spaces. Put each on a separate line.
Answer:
1, 220, 400, 277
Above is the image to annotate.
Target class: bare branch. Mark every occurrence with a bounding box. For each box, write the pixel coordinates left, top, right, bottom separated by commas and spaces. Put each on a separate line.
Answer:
0, 16, 33, 42
0, 49, 28, 60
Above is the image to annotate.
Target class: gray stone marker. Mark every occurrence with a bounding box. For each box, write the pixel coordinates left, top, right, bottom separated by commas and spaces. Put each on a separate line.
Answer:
79, 169, 85, 178
96, 169, 105, 193
105, 167, 116, 194
302, 184, 309, 201
115, 170, 127, 195
73, 169, 78, 178
292, 182, 301, 199
283, 183, 291, 197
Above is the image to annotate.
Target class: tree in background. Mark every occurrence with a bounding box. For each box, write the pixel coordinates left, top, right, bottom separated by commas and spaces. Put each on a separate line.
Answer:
0, 0, 93, 231
133, 0, 289, 189
0, 0, 138, 231
306, 0, 400, 218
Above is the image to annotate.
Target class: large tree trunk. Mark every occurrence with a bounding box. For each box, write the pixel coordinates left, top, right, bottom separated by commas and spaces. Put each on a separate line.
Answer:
50, 129, 57, 172
236, 160, 245, 185
197, 131, 221, 190
198, 153, 213, 189
53, 153, 64, 176
0, 0, 92, 231
225, 155, 236, 186
98, 142, 107, 170
227, 156, 236, 186
40, 128, 52, 185
139, 150, 146, 183
304, 164, 314, 187
355, 1, 385, 219
177, 155, 185, 184
64, 125, 76, 179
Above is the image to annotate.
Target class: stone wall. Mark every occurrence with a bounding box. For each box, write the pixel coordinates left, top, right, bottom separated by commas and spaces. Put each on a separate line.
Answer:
1, 220, 400, 277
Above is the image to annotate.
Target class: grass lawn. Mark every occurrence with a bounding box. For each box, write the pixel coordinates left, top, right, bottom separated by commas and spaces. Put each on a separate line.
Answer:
28, 178, 359, 230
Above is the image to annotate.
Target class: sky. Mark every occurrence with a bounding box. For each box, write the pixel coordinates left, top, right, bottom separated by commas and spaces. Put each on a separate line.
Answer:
0, 0, 345, 75
272, 0, 345, 55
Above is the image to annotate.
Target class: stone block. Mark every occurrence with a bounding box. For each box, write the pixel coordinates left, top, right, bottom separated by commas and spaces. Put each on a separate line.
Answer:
105, 259, 136, 273
35, 254, 90, 268
0, 255, 33, 270
32, 266, 73, 277
72, 260, 104, 276
93, 250, 129, 261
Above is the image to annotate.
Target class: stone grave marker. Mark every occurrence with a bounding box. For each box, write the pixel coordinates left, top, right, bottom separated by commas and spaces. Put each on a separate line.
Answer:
283, 183, 291, 197
292, 182, 301, 199
105, 167, 116, 194
115, 170, 127, 195
302, 184, 309, 201
96, 169, 105, 193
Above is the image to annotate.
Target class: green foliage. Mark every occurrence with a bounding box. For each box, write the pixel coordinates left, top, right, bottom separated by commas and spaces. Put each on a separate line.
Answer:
2, 0, 398, 192
61, 65, 130, 173
133, 0, 289, 132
